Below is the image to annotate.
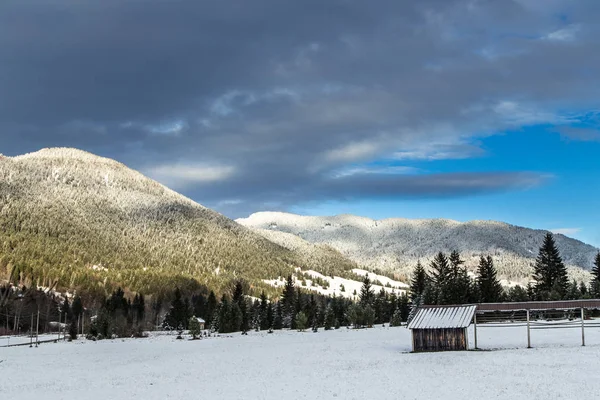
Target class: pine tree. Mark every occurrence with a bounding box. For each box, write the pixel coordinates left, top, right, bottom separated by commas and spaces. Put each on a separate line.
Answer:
399, 293, 410, 322
390, 308, 402, 327
477, 256, 503, 303
296, 311, 308, 332
266, 302, 274, 330
206, 291, 217, 326
61, 297, 71, 322
273, 302, 283, 330
409, 261, 428, 302
281, 275, 296, 328
163, 288, 188, 330
566, 280, 581, 300
188, 316, 201, 339
71, 296, 83, 321
259, 292, 269, 331
324, 304, 335, 330
591, 253, 600, 296
363, 304, 375, 328
533, 233, 568, 299
429, 252, 450, 304
359, 275, 374, 306
232, 281, 249, 333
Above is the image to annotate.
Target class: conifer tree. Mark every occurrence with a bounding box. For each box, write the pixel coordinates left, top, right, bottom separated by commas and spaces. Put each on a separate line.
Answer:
188, 316, 201, 339
71, 296, 83, 322
163, 288, 189, 330
566, 280, 581, 300
232, 281, 249, 333
591, 253, 600, 296
324, 304, 335, 330
390, 308, 402, 327
533, 233, 568, 299
429, 252, 450, 304
273, 302, 283, 330
359, 275, 374, 306
206, 291, 217, 326
409, 261, 428, 302
477, 256, 503, 303
296, 311, 308, 332
363, 304, 375, 328
61, 297, 71, 322
398, 293, 410, 322
281, 275, 296, 328
259, 292, 269, 331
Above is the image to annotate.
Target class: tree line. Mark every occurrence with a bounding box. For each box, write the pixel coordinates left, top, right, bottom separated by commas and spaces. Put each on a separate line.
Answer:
410, 233, 600, 307
3, 232, 599, 339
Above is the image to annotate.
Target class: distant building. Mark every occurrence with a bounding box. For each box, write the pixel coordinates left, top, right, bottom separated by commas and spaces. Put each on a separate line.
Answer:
195, 317, 206, 330
407, 305, 476, 352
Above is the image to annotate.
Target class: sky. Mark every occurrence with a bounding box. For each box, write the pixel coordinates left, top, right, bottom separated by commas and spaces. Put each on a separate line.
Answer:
0, 0, 599, 247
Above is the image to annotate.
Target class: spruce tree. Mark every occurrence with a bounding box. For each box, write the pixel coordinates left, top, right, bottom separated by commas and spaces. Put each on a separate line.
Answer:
296, 311, 308, 332
409, 261, 428, 302
281, 275, 296, 328
591, 253, 600, 296
533, 233, 568, 299
429, 252, 450, 304
232, 281, 249, 333
273, 302, 283, 330
206, 291, 217, 326
163, 288, 188, 330
259, 292, 269, 331
363, 304, 375, 328
188, 316, 201, 339
71, 296, 83, 322
359, 275, 374, 306
477, 256, 503, 303
390, 308, 402, 327
324, 304, 335, 330
399, 293, 410, 322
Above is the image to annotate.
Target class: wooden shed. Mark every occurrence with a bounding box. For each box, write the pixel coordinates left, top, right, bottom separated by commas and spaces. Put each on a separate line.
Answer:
407, 305, 476, 352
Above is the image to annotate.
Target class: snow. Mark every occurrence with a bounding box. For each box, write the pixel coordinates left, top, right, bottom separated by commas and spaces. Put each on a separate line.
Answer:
238, 211, 599, 283
3, 324, 600, 399
351, 268, 409, 289
264, 269, 407, 300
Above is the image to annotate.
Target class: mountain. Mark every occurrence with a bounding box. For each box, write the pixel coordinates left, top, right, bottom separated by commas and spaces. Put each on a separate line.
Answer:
0, 149, 355, 299
237, 212, 599, 284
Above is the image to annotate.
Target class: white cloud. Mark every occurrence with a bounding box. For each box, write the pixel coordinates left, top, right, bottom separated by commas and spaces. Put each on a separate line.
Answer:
550, 228, 581, 236
324, 141, 380, 163
331, 165, 419, 179
543, 25, 580, 42
147, 163, 236, 188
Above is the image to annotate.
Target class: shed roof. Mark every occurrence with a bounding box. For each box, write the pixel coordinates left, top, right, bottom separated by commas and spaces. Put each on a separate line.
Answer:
408, 305, 476, 330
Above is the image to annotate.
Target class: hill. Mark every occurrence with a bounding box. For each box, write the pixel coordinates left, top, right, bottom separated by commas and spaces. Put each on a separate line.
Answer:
237, 212, 600, 284
0, 149, 354, 300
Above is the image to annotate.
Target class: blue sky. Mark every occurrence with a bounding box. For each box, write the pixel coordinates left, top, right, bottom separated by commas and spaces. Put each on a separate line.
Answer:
1, 0, 599, 247
294, 127, 600, 246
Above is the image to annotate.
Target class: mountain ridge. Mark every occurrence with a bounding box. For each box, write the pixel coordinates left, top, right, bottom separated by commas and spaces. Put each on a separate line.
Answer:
0, 148, 355, 299
237, 211, 599, 283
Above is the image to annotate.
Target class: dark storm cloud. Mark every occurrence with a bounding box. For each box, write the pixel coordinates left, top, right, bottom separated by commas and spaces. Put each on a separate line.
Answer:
1, 0, 599, 215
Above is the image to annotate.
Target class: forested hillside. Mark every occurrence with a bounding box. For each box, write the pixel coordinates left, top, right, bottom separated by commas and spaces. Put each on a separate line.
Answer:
0, 149, 354, 301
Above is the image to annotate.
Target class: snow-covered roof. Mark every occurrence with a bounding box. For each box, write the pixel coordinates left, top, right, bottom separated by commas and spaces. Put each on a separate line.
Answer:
408, 305, 476, 330
195, 317, 206, 323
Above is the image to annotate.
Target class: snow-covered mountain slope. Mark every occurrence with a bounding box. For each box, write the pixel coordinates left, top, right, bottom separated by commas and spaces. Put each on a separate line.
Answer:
0, 149, 355, 297
237, 212, 599, 283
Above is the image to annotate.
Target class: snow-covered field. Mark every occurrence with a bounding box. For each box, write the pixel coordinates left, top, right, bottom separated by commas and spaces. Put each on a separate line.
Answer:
2, 324, 600, 399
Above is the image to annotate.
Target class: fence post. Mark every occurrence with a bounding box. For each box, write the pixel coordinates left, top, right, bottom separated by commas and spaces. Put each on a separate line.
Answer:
30, 313, 34, 348
473, 312, 478, 350
581, 308, 585, 347
526, 309, 531, 349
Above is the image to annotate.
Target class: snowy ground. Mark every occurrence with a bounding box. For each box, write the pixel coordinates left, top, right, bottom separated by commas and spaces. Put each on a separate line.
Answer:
2, 324, 600, 399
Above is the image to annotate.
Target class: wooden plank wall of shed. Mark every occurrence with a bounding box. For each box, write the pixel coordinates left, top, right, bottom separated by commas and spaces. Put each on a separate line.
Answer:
412, 328, 467, 352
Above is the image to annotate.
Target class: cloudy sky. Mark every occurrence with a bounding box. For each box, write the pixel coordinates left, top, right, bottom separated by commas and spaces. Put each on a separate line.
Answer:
1, 0, 599, 246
